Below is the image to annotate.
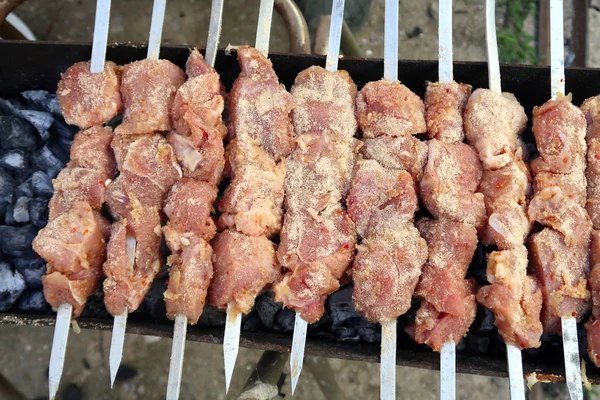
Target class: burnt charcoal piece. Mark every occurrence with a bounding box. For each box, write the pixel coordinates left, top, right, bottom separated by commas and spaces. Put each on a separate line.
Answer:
335, 326, 360, 343
0, 167, 15, 204
51, 118, 78, 140
468, 244, 487, 283
456, 337, 467, 351
48, 136, 73, 164
30, 146, 64, 178
115, 365, 138, 382
326, 284, 361, 329
255, 291, 279, 329
357, 321, 381, 343
0, 149, 28, 173
196, 305, 226, 326
18, 110, 53, 140
4, 203, 16, 225
79, 288, 109, 318
31, 171, 54, 198
13, 257, 46, 289
18, 290, 50, 313
475, 307, 495, 332
274, 308, 295, 333
466, 334, 490, 354
11, 196, 31, 224
0, 116, 38, 150
0, 224, 38, 257
21, 90, 62, 116
242, 312, 262, 332
15, 178, 33, 198
29, 197, 49, 228
142, 279, 168, 322
0, 262, 26, 311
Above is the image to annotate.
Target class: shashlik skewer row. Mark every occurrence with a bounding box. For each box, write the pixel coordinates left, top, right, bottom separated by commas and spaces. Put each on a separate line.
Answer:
32, 2, 117, 398
163, 3, 225, 394
105, 0, 185, 386
208, 30, 294, 392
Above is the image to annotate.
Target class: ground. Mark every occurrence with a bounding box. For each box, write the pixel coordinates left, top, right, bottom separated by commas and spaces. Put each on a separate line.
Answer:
1, 0, 599, 399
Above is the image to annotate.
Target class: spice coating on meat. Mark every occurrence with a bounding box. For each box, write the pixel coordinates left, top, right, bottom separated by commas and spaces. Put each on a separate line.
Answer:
116, 59, 186, 135
357, 79, 426, 138
56, 61, 122, 129
425, 81, 472, 143
361, 135, 428, 183
33, 202, 110, 317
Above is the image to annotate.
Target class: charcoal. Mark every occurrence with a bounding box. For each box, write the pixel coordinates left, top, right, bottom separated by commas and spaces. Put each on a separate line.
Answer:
142, 278, 168, 322
30, 146, 65, 178
15, 177, 33, 198
456, 337, 467, 351
0, 98, 19, 116
274, 308, 295, 333
18, 290, 50, 313
468, 244, 487, 283
357, 322, 381, 343
326, 284, 361, 329
47, 135, 73, 164
21, 90, 62, 116
197, 305, 226, 326
255, 291, 279, 329
51, 117, 78, 140
0, 149, 28, 173
0, 224, 38, 257
29, 197, 49, 228
115, 365, 138, 382
0, 262, 26, 311
475, 307, 495, 332
0, 116, 38, 150
335, 326, 360, 343
79, 288, 109, 318
18, 110, 53, 140
0, 167, 15, 205
308, 310, 330, 334
466, 335, 490, 354
242, 312, 262, 332
4, 203, 16, 225
31, 171, 54, 198
11, 196, 31, 223
12, 257, 46, 289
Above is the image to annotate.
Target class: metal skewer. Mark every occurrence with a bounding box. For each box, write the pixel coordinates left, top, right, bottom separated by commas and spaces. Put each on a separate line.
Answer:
109, 1, 167, 386
380, 0, 399, 399
289, 0, 346, 395
48, 2, 111, 399
548, 2, 583, 399
164, 3, 224, 400
484, 2, 525, 399
221, 0, 274, 394
437, 1, 456, 399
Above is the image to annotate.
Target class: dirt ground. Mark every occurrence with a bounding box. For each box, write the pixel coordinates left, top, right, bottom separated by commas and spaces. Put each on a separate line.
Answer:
2, 0, 599, 399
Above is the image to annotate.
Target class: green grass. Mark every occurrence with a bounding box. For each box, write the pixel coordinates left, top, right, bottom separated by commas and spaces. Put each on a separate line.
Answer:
497, 0, 539, 65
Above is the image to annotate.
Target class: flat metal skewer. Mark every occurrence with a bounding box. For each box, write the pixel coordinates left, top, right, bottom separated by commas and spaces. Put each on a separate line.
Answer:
109, 309, 128, 387
380, 1, 399, 399
437, 1, 456, 399
48, 2, 111, 399
484, 2, 526, 399
289, 0, 346, 395
165, 3, 224, 399
548, 1, 583, 398
221, 0, 274, 393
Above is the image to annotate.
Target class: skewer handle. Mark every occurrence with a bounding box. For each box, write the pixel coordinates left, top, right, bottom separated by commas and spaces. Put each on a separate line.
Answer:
109, 309, 128, 388
147, 0, 167, 60
383, 0, 398, 82
166, 314, 188, 400
380, 320, 397, 400
255, 0, 275, 57
438, 0, 453, 83
205, 0, 224, 68
506, 344, 525, 400
48, 303, 72, 400
561, 317, 583, 400
325, 0, 346, 72
550, 0, 565, 98
440, 341, 455, 400
223, 305, 242, 394
290, 313, 308, 395
90, 0, 111, 73
485, 0, 501, 93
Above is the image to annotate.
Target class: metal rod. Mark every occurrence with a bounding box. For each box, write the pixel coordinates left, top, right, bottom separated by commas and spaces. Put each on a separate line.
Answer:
147, 0, 167, 60
204, 0, 224, 67
48, 303, 72, 400
440, 341, 455, 400
550, 0, 565, 98
485, 0, 501, 93
166, 314, 188, 400
380, 321, 397, 400
561, 317, 583, 400
325, 0, 345, 72
438, 0, 453, 83
109, 309, 128, 388
90, 0, 111, 73
383, 0, 398, 82
290, 312, 308, 395
255, 0, 275, 57
507, 344, 525, 399
224, 305, 242, 394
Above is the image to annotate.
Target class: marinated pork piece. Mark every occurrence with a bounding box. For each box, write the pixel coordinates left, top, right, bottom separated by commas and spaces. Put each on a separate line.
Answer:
49, 167, 107, 220
464, 89, 528, 169
357, 79, 426, 138
57, 61, 122, 129
33, 202, 110, 317
227, 46, 295, 160
68, 126, 117, 177
424, 81, 472, 143
116, 59, 186, 135
209, 230, 280, 314
274, 66, 358, 323
361, 135, 428, 182
419, 139, 486, 230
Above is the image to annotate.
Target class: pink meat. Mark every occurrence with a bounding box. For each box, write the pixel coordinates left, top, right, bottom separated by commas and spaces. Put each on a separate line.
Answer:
357, 79, 426, 138
33, 202, 110, 317
209, 230, 280, 314
68, 126, 116, 177
361, 135, 428, 183
56, 61, 122, 129
425, 81, 472, 143
116, 59, 186, 135
49, 168, 107, 220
